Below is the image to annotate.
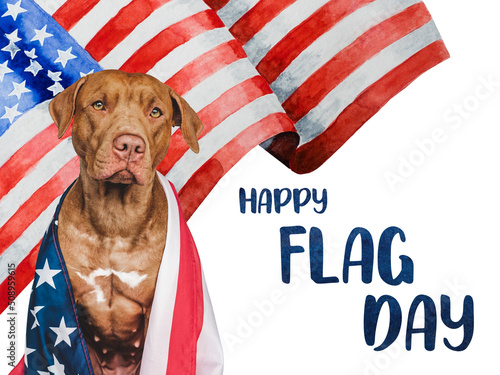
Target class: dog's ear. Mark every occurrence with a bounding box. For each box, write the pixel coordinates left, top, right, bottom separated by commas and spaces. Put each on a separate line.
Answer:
169, 90, 203, 153
49, 77, 87, 138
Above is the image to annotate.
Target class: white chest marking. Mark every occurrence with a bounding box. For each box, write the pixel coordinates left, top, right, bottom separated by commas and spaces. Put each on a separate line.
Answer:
76, 268, 148, 303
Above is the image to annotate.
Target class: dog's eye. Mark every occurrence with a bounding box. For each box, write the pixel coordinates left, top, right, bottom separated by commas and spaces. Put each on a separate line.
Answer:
92, 101, 104, 111
150, 108, 162, 118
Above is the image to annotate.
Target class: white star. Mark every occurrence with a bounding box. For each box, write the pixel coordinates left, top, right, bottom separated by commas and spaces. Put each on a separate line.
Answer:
25, 47, 37, 59
0, 61, 13, 82
25, 347, 35, 366
9, 80, 31, 99
1, 103, 21, 123
37, 372, 50, 375
47, 81, 64, 96
80, 69, 94, 77
50, 317, 77, 347
2, 0, 27, 21
48, 70, 62, 82
25, 59, 42, 76
5, 29, 21, 43
35, 259, 61, 288
31, 25, 53, 47
1, 41, 20, 59
47, 354, 65, 375
54, 47, 76, 68
30, 305, 44, 329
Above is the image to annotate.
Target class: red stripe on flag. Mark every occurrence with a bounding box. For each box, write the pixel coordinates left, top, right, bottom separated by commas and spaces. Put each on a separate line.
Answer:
0, 157, 79, 257
85, 0, 170, 61
290, 40, 450, 174
52, 0, 100, 31
229, 0, 296, 45
202, 0, 230, 12
0, 240, 40, 314
157, 76, 273, 174
8, 356, 23, 375
196, 76, 273, 132
0, 123, 70, 200
166, 184, 203, 374
283, 3, 432, 122
179, 112, 294, 219
166, 39, 246, 95
256, 0, 376, 83
120, 10, 224, 73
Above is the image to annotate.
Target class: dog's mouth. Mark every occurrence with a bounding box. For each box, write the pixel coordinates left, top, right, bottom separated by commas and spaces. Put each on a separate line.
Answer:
90, 140, 151, 186
92, 164, 149, 186
104, 170, 138, 185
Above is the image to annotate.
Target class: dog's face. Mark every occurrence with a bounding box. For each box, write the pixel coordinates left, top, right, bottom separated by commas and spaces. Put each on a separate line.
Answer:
49, 70, 202, 186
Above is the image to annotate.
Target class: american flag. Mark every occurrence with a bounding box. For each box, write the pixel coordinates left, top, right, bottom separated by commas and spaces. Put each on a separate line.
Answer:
0, 0, 448, 372
209, 0, 449, 172
23, 175, 223, 374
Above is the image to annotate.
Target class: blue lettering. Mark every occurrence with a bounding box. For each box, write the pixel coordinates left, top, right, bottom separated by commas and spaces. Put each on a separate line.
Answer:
378, 227, 414, 285
406, 295, 437, 351
441, 295, 474, 351
293, 188, 311, 213
343, 227, 374, 284
364, 295, 402, 351
280, 226, 306, 284
273, 188, 292, 213
240, 188, 327, 214
258, 189, 272, 213
239, 188, 256, 213
309, 227, 339, 284
312, 189, 327, 214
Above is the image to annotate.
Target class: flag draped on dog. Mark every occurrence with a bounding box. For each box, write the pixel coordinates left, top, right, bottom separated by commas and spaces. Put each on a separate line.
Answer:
23, 174, 223, 374
0, 0, 448, 371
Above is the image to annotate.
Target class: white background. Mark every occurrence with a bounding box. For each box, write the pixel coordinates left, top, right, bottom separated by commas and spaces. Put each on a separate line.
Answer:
2, 0, 499, 373
189, 0, 500, 373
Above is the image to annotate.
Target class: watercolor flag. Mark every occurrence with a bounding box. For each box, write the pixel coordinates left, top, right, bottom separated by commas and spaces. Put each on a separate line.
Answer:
22, 176, 222, 374
0, 0, 294, 336
209, 0, 450, 173
0, 0, 448, 371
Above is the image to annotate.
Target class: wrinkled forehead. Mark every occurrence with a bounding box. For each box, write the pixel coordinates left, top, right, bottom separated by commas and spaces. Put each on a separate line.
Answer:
77, 70, 169, 107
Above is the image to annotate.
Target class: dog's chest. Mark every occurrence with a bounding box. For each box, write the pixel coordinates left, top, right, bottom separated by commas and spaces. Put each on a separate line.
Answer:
59, 221, 166, 345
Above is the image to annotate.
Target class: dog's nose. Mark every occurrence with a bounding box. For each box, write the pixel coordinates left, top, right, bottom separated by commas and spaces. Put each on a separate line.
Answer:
113, 134, 145, 162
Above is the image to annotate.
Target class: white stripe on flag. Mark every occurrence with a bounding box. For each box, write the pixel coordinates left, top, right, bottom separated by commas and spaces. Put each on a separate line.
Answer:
243, 0, 330, 65
271, 0, 422, 102
217, 0, 259, 29
0, 199, 59, 281
69, 0, 135, 47
0, 138, 75, 229
148, 28, 233, 83
183, 58, 259, 112
195, 270, 224, 374
296, 21, 441, 145
140, 174, 181, 374
167, 94, 285, 189
34, 0, 66, 16
0, 101, 52, 168
99, 0, 210, 68
0, 281, 31, 369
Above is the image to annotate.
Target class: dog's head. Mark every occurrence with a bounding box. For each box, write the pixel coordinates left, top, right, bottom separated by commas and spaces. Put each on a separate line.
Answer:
49, 70, 202, 186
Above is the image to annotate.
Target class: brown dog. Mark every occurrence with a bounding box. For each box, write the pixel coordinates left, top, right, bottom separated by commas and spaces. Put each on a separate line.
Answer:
48, 70, 203, 374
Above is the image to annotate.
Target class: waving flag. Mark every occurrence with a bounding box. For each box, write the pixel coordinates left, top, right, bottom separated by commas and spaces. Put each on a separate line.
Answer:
208, 0, 450, 172
0, 0, 448, 372
0, 0, 293, 354
0, 0, 102, 345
